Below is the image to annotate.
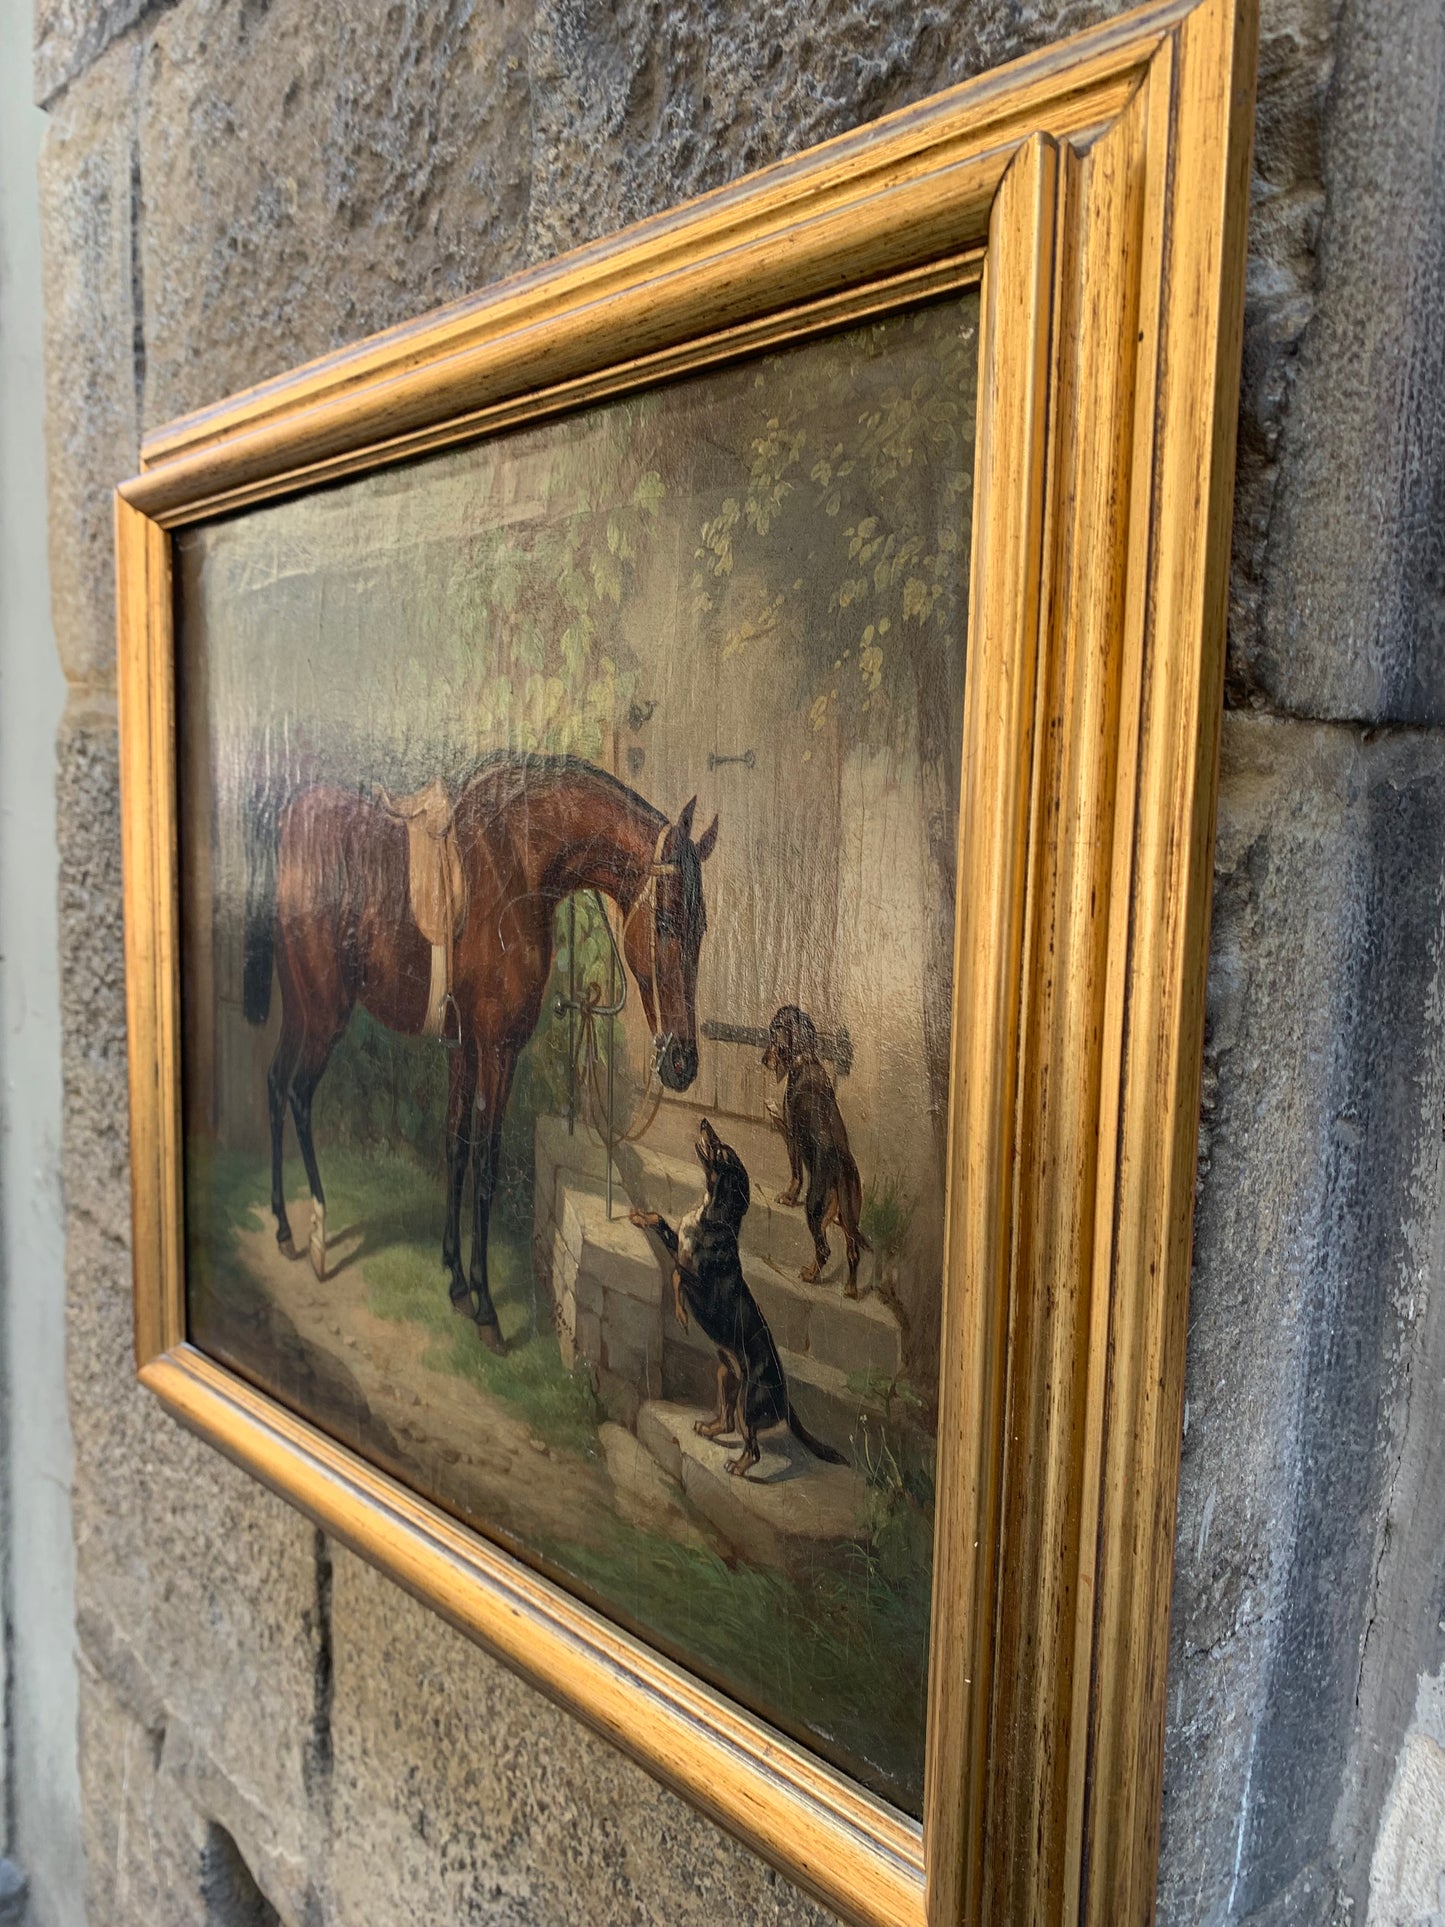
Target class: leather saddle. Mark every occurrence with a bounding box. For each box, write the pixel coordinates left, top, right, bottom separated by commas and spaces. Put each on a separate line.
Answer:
379, 778, 468, 1041
380, 777, 467, 945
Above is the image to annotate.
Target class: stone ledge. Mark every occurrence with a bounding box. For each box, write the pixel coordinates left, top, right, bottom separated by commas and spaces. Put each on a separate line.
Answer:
635, 1400, 867, 1575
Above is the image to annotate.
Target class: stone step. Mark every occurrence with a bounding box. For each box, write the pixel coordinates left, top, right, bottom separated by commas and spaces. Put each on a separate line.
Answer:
548, 1173, 903, 1388
544, 1179, 902, 1461
660, 1325, 873, 1465
635, 1399, 869, 1575
534, 1108, 886, 1303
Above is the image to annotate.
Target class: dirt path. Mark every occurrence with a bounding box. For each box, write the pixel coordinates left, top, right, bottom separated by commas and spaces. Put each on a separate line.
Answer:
228, 1192, 723, 1562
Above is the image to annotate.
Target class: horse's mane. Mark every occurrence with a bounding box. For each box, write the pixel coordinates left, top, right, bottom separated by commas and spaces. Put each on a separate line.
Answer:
455, 750, 667, 829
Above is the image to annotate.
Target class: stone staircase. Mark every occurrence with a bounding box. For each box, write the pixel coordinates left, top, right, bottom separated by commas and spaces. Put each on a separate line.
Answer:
533, 1105, 907, 1460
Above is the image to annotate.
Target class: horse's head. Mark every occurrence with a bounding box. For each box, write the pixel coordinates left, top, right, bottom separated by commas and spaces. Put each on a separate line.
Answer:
623, 795, 718, 1092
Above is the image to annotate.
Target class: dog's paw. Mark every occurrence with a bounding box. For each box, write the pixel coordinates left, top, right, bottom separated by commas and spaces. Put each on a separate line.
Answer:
628, 1208, 654, 1230
776, 1188, 800, 1207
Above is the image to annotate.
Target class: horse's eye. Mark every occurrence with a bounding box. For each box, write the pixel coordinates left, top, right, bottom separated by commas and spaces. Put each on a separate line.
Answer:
655, 914, 678, 940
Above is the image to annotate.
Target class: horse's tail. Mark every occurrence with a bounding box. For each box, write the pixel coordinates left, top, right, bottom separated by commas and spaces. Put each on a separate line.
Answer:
787, 1403, 846, 1466
242, 784, 282, 1027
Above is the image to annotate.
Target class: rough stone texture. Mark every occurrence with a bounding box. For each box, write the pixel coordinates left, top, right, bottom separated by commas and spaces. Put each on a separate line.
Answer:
0, 1861, 28, 1927
136, 0, 534, 430
1163, 714, 1445, 1924
32, 0, 1445, 1922
37, 46, 140, 690
34, 0, 152, 109
1235, 0, 1445, 721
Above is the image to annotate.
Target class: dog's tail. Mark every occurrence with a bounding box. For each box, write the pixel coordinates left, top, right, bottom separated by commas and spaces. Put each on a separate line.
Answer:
787, 1404, 846, 1465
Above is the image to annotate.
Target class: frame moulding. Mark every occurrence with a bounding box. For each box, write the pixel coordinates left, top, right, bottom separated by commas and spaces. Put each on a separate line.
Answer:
115, 1, 1258, 1919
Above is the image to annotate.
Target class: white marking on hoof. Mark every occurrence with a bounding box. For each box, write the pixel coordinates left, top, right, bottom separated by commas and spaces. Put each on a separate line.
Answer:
308, 1200, 326, 1280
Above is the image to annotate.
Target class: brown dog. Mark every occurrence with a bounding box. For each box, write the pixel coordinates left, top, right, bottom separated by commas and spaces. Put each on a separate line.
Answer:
761, 1005, 870, 1298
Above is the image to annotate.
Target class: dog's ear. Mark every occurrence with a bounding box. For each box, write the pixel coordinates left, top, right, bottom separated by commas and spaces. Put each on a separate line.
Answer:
694, 814, 719, 863
675, 795, 697, 840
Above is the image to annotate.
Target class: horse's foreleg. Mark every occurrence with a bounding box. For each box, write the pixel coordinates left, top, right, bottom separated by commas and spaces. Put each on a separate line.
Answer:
443, 1043, 478, 1316
466, 1049, 519, 1354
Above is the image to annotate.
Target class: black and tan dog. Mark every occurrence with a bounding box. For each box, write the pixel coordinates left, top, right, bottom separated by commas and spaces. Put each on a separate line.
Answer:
630, 1117, 844, 1478
762, 1004, 870, 1298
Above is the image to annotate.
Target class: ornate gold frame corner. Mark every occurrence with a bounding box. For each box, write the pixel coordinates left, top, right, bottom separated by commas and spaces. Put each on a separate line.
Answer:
116, 0, 1257, 1919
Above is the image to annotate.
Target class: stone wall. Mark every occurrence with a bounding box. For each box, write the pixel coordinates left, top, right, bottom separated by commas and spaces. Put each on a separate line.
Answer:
31, 1, 1445, 1924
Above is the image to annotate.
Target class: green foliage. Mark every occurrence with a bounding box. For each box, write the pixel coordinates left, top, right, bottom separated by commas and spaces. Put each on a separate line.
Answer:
312, 1008, 448, 1165
859, 1170, 916, 1258
690, 297, 978, 745
845, 1366, 926, 1419
459, 405, 667, 760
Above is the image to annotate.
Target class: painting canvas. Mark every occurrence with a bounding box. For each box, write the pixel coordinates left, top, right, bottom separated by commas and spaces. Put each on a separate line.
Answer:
176, 291, 979, 1818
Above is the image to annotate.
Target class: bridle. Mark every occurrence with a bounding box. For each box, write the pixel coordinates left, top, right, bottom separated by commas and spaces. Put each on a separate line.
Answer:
564, 819, 681, 1154
621, 819, 682, 1056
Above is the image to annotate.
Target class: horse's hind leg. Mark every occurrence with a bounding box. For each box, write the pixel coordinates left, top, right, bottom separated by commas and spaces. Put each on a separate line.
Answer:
267, 1019, 303, 1252
442, 1042, 478, 1318
289, 1025, 346, 1279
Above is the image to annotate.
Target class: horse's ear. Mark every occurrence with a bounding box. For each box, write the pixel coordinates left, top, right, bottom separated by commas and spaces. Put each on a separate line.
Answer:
676, 795, 698, 839
695, 814, 719, 863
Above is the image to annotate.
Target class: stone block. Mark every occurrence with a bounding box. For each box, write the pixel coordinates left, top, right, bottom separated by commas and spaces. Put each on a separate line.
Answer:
1161, 712, 1445, 1923
743, 1269, 813, 1356
1230, 0, 1445, 722
595, 1367, 643, 1431
55, 700, 129, 1239
803, 1290, 904, 1381
38, 48, 140, 688
549, 1223, 578, 1307
322, 1545, 834, 1927
600, 1332, 650, 1389
591, 1232, 664, 1306
34, 0, 145, 106
526, 0, 1136, 265
662, 1331, 718, 1412
602, 1289, 662, 1361
635, 1401, 867, 1576
134, 0, 533, 433
575, 1306, 602, 1366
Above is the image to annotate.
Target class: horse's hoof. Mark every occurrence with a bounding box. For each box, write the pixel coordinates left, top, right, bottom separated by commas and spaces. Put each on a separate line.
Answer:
476, 1319, 504, 1355
277, 1232, 296, 1258
307, 1202, 326, 1280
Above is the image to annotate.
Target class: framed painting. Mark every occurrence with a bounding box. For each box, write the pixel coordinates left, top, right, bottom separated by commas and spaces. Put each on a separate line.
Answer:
115, 0, 1257, 1920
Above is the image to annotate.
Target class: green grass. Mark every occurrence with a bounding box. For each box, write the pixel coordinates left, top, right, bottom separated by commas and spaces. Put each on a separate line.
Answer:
188, 1132, 932, 1814
859, 1171, 915, 1257
193, 1141, 602, 1460
550, 1508, 931, 1809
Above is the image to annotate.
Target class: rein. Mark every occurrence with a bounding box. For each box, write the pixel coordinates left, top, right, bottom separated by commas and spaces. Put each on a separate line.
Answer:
567, 819, 677, 1149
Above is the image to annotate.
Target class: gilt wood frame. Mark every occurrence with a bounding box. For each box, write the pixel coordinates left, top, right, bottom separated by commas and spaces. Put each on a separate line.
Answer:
115, 0, 1257, 1919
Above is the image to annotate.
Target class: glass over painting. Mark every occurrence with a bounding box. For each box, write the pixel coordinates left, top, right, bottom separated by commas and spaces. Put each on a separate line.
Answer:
175, 291, 979, 1817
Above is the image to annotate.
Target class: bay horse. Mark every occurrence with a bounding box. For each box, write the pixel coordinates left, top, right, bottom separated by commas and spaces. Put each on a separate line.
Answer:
243, 752, 718, 1351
